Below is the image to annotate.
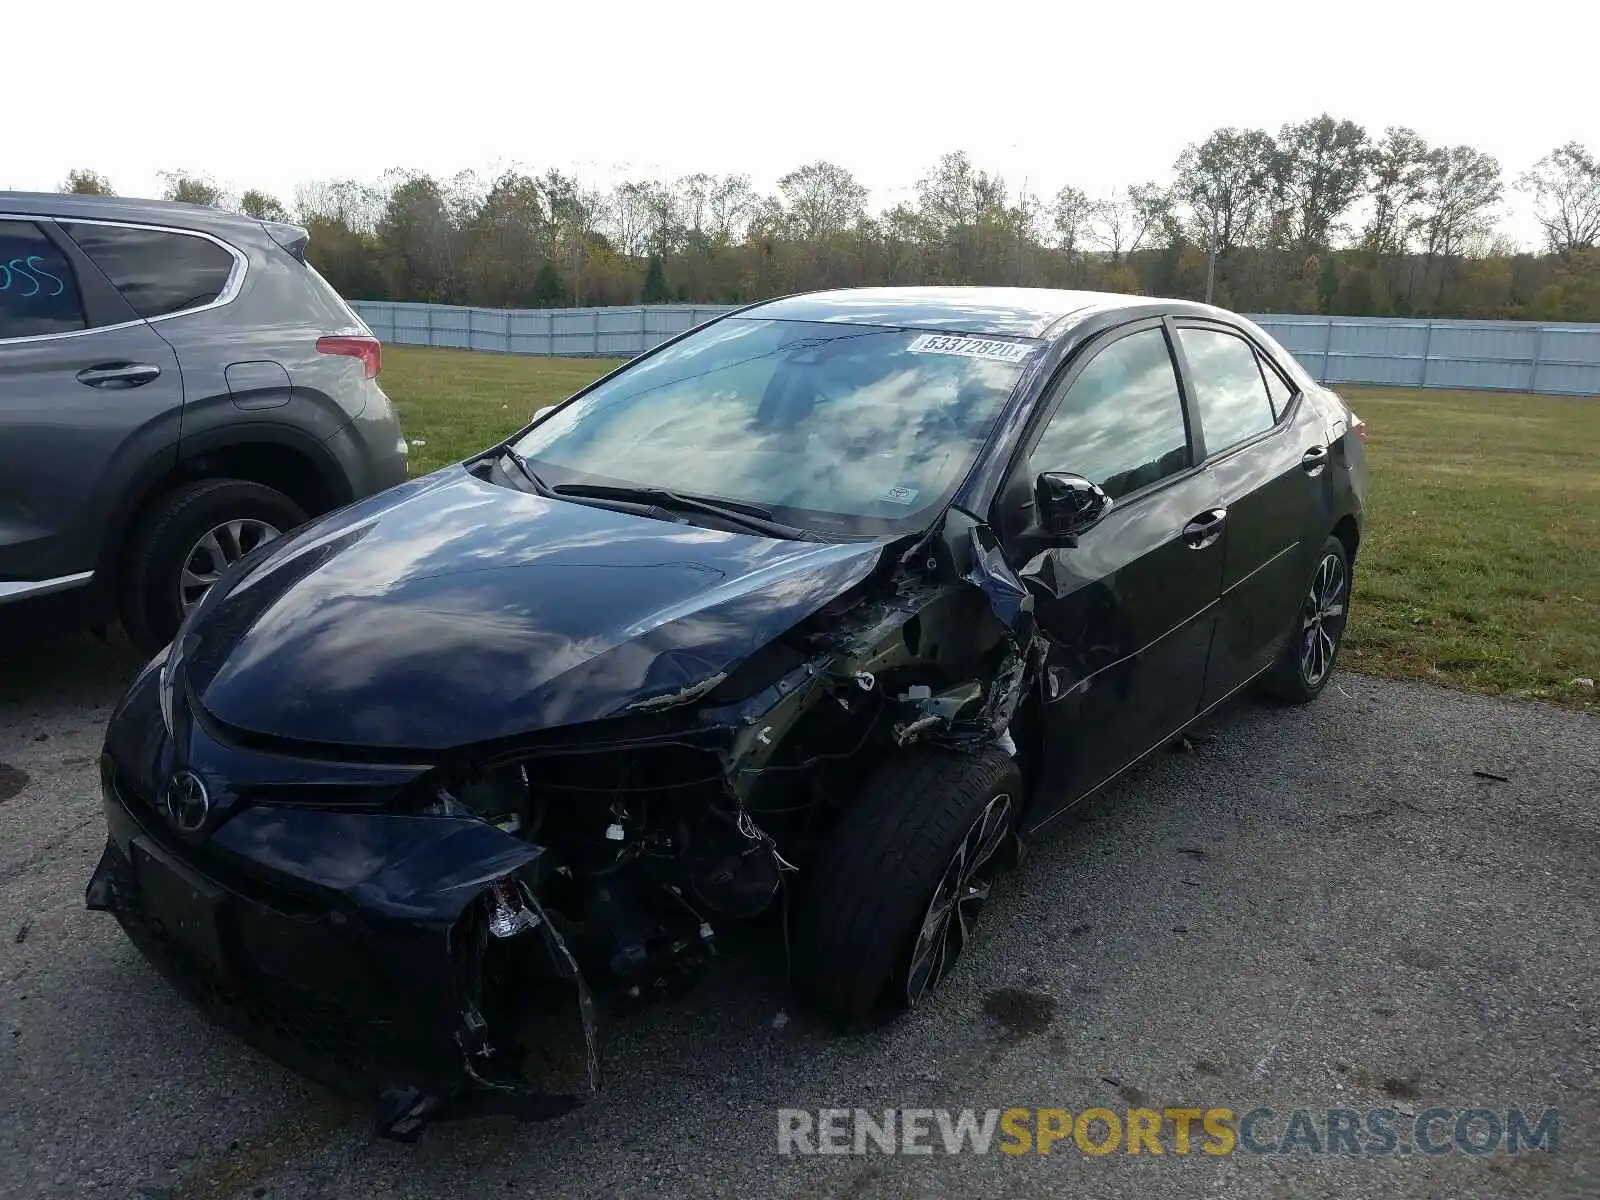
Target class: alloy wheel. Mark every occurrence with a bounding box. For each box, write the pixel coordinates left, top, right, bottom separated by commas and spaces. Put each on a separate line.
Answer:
1300, 552, 1348, 687
905, 791, 1014, 1005
179, 519, 281, 612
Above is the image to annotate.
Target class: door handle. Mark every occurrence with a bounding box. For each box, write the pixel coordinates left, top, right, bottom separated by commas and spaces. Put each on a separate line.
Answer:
1182, 508, 1227, 550
75, 362, 162, 389
1301, 444, 1330, 473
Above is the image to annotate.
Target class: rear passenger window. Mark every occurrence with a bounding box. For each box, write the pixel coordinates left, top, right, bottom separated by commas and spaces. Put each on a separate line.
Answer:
1178, 327, 1277, 452
1032, 326, 1190, 500
62, 223, 237, 319
0, 221, 86, 338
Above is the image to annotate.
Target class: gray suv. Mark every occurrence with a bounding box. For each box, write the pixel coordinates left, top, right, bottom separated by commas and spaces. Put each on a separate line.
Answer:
0, 193, 408, 653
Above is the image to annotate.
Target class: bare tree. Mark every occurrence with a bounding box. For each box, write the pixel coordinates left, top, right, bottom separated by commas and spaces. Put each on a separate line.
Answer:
541, 170, 606, 305
1518, 142, 1600, 253
1418, 145, 1503, 307
1049, 184, 1093, 257
1086, 183, 1171, 264
295, 178, 385, 232
705, 174, 756, 246
777, 161, 868, 240
1174, 128, 1277, 301
914, 151, 1010, 235
1421, 146, 1503, 260
1362, 127, 1433, 256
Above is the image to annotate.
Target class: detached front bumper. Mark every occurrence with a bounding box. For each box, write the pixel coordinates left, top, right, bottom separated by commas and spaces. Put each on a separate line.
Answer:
86, 757, 599, 1139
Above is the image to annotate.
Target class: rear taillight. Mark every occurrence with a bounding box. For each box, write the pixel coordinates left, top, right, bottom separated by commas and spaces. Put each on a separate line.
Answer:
316, 334, 381, 379
1349, 412, 1368, 441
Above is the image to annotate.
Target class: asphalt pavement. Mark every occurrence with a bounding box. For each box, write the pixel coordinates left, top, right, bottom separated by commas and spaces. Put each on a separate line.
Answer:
2, 630, 1596, 1199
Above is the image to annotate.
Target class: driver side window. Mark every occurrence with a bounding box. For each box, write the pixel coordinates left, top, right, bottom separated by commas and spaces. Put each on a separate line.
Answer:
1033, 326, 1191, 501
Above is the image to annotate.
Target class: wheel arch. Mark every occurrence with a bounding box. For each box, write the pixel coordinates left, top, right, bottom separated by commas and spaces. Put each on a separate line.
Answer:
1331, 513, 1360, 568
99, 424, 351, 587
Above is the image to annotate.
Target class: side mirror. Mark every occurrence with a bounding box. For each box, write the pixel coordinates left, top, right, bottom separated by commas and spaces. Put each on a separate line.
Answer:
1034, 472, 1112, 540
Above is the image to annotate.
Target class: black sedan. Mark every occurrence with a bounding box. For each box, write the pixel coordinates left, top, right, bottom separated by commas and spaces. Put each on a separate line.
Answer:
87, 287, 1367, 1137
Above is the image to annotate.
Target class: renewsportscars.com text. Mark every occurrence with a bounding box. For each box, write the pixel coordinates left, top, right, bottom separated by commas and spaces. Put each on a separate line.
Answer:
777, 1106, 1559, 1157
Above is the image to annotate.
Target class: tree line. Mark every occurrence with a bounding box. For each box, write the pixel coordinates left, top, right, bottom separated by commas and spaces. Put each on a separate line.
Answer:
59, 118, 1600, 320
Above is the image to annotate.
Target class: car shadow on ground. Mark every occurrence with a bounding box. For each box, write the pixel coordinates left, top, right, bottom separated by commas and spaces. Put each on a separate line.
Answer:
0, 627, 148, 712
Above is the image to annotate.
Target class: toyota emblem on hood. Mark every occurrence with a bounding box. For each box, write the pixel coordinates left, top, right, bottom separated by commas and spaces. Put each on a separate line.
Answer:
165, 770, 211, 833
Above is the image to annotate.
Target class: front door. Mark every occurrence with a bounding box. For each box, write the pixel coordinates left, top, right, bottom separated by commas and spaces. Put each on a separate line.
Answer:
1002, 321, 1225, 829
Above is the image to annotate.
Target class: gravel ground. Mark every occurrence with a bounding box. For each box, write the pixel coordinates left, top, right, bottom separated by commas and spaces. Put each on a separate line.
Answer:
1, 631, 1596, 1200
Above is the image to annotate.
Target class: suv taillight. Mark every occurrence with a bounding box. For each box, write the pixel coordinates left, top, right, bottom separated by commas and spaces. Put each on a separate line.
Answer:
316, 335, 381, 379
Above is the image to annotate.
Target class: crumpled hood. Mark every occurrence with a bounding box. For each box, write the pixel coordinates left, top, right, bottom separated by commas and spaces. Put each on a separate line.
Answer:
184, 467, 887, 750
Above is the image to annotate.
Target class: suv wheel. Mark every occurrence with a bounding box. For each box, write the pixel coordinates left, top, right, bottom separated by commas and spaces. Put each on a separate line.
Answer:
119, 479, 305, 653
793, 746, 1022, 1028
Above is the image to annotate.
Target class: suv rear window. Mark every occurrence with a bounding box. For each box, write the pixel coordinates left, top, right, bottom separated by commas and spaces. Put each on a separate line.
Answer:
62, 223, 237, 319
0, 220, 86, 338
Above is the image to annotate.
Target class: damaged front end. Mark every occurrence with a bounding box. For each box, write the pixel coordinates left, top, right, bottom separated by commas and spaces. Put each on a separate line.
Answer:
87, 508, 1044, 1140
86, 747, 603, 1139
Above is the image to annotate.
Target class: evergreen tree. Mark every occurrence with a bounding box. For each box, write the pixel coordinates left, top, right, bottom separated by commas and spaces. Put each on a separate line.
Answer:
640, 255, 670, 304
530, 262, 568, 308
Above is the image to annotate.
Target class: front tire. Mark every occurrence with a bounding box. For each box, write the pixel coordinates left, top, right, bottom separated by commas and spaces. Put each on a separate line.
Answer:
118, 479, 304, 654
793, 746, 1021, 1028
1262, 535, 1351, 704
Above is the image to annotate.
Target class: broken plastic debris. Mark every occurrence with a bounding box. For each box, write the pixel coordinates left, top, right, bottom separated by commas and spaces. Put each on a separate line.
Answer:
409, 439, 428, 447
486, 880, 541, 938
771, 1009, 790, 1029
1571, 676, 1595, 689
604, 823, 626, 841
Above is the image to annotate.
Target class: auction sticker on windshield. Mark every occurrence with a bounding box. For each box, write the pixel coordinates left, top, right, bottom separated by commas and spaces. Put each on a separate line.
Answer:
906, 334, 1035, 363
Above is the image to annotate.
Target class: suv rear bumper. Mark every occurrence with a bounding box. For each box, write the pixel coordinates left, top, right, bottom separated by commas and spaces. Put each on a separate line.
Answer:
325, 384, 408, 500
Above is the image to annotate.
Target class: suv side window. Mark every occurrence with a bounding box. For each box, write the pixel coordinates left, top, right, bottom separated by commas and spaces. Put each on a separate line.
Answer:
1177, 326, 1277, 453
1032, 326, 1190, 500
61, 223, 237, 319
0, 221, 87, 338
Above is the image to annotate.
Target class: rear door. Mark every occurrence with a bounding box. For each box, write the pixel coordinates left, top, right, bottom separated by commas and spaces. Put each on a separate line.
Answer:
0, 217, 183, 589
1173, 322, 1335, 706
1002, 319, 1225, 823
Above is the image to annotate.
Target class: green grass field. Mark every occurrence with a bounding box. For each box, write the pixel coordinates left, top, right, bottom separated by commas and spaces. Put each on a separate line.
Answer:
380, 346, 1599, 711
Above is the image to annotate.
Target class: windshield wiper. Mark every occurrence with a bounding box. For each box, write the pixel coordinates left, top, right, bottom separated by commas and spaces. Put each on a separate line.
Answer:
501, 448, 551, 495
549, 482, 815, 540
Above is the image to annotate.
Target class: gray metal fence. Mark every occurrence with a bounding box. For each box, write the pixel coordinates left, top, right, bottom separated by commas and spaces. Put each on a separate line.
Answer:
353, 302, 736, 359
1247, 315, 1600, 396
351, 301, 1600, 396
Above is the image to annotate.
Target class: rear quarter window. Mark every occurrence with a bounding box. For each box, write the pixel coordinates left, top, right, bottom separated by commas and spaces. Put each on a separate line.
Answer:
0, 220, 86, 338
62, 223, 238, 319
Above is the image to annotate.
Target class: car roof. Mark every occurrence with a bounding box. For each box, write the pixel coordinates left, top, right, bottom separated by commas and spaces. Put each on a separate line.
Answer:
0, 190, 268, 237
741, 286, 1227, 338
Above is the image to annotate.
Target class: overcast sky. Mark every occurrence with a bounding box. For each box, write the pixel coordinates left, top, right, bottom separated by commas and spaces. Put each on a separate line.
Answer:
10, 0, 1594, 247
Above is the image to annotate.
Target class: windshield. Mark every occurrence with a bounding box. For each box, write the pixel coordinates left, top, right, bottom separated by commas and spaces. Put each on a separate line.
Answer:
511, 318, 1036, 536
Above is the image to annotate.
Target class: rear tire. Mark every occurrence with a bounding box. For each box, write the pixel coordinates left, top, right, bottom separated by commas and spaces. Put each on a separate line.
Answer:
1262, 535, 1351, 704
793, 746, 1021, 1028
118, 479, 304, 654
